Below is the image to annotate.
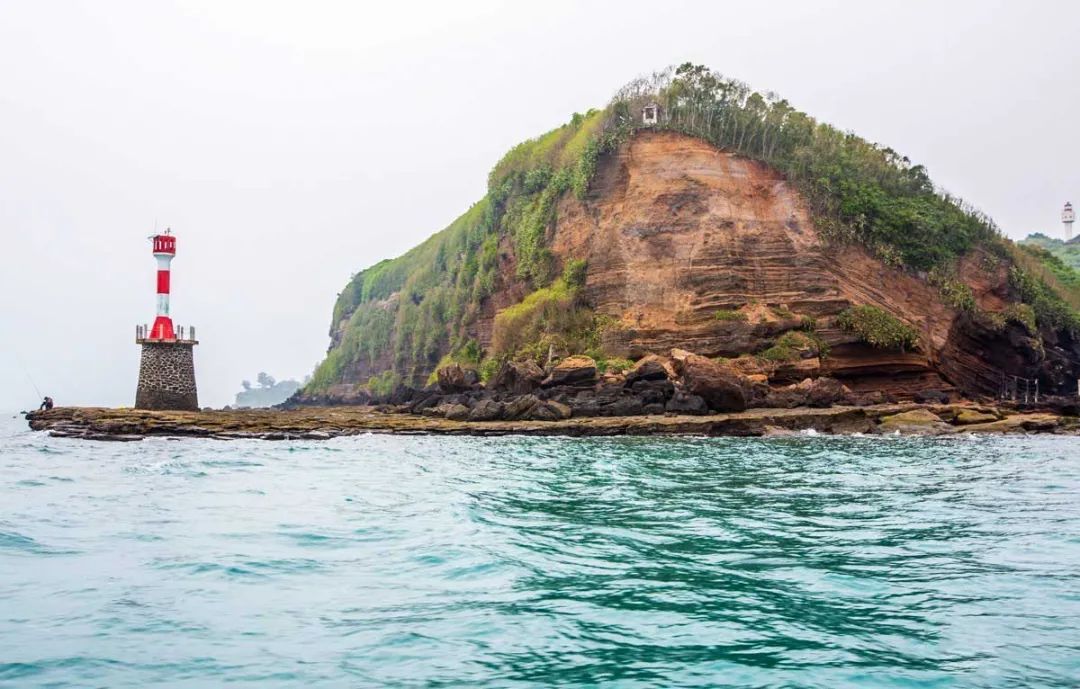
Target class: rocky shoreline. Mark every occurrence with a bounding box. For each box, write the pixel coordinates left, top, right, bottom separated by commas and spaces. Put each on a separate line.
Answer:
24, 403, 1078, 441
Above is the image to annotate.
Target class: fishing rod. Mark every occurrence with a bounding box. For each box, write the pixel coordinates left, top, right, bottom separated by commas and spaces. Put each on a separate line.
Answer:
11, 349, 44, 400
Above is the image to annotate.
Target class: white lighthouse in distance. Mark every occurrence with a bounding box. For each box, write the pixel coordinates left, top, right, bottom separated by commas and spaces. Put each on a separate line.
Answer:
1065, 202, 1075, 242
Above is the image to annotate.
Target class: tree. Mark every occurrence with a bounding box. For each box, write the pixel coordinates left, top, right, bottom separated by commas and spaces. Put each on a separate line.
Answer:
241, 380, 251, 391
256, 372, 276, 388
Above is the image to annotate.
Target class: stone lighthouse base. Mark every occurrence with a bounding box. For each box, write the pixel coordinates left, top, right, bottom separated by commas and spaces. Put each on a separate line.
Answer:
136, 341, 199, 411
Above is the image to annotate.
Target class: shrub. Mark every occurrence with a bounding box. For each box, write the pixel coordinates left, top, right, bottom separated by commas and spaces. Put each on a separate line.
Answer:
597, 357, 634, 374
715, 309, 748, 322
836, 305, 919, 351
929, 267, 977, 312
562, 258, 588, 288
491, 279, 593, 357
365, 370, 400, 398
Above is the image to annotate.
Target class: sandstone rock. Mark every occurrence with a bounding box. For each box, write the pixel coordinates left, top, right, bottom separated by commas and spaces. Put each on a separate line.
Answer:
624, 355, 672, 385
542, 356, 597, 387
953, 409, 998, 425
490, 360, 545, 395
878, 409, 952, 434
806, 377, 851, 408
961, 413, 1062, 433
764, 386, 805, 409
665, 391, 709, 415
669, 349, 750, 412
467, 399, 505, 422
436, 365, 479, 394
851, 391, 887, 407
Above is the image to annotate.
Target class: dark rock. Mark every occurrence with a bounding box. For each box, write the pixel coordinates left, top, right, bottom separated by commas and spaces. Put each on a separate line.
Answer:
542, 356, 597, 387
642, 403, 666, 415
624, 355, 672, 385
665, 391, 709, 415
914, 389, 950, 404
444, 403, 471, 421
503, 395, 541, 420
437, 365, 480, 394
467, 398, 504, 422
408, 394, 442, 414
490, 360, 545, 395
605, 396, 645, 416
388, 385, 418, 406
670, 349, 750, 412
631, 379, 674, 404
527, 400, 572, 421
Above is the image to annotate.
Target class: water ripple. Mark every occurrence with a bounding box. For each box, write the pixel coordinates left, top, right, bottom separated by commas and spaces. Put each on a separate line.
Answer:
0, 418, 1078, 687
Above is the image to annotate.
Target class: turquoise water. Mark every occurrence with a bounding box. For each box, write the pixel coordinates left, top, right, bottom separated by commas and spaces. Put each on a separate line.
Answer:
1, 416, 1078, 688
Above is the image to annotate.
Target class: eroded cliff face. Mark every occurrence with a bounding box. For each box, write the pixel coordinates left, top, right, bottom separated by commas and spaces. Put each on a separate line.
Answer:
538, 131, 1073, 397
318, 129, 1077, 401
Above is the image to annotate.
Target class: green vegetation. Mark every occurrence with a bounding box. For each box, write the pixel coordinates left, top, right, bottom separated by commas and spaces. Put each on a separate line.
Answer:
365, 370, 401, 398
757, 331, 829, 362
306, 63, 1080, 394
595, 357, 634, 374
715, 309, 748, 322
928, 267, 977, 312
1022, 233, 1080, 273
836, 305, 920, 351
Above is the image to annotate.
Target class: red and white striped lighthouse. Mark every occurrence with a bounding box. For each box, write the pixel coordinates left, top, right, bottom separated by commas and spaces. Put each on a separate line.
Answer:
149, 231, 177, 340
135, 228, 199, 410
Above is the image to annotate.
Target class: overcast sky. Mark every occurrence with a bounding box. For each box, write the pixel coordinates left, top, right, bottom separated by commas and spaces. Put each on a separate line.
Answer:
2, 0, 1078, 411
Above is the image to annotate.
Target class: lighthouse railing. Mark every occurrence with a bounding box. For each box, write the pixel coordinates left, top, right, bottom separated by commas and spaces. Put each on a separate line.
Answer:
136, 323, 198, 343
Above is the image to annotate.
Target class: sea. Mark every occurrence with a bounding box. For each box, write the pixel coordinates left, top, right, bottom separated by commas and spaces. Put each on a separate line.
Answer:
1, 414, 1078, 688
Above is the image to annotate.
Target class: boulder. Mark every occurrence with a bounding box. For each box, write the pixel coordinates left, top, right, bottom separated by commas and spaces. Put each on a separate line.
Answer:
878, 409, 952, 434
408, 393, 442, 414
624, 355, 673, 385
665, 391, 709, 415
490, 360, 545, 395
527, 400, 572, 421
542, 355, 597, 387
806, 377, 851, 408
954, 409, 999, 425
467, 398, 504, 422
764, 386, 806, 409
436, 364, 480, 394
443, 403, 471, 421
670, 349, 750, 412
914, 389, 950, 405
630, 379, 675, 404
503, 394, 541, 420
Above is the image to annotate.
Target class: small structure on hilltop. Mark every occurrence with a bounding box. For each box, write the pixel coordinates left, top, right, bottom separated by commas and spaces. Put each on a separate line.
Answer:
1063, 201, 1075, 242
642, 102, 661, 125
134, 230, 199, 410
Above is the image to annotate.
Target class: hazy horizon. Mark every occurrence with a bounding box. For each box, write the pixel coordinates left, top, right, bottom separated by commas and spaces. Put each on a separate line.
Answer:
3, 0, 1079, 410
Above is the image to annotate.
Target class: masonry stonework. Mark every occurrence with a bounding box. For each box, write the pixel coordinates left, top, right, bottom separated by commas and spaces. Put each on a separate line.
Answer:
136, 342, 199, 410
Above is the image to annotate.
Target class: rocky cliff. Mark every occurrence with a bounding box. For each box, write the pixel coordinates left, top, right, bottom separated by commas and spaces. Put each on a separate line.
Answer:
303, 66, 1080, 404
